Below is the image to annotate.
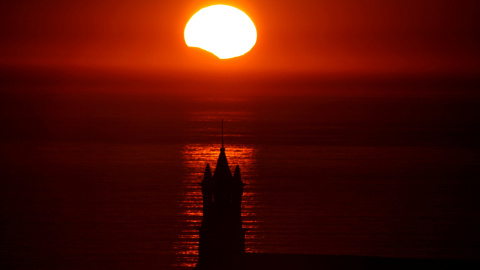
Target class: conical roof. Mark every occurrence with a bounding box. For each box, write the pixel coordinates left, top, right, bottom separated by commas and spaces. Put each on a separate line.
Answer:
213, 148, 232, 180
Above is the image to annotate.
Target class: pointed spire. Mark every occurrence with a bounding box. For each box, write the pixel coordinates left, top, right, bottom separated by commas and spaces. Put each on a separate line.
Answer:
233, 165, 243, 186
202, 163, 213, 194
232, 165, 244, 197
233, 165, 241, 178
205, 163, 211, 174
203, 163, 212, 182
221, 118, 224, 149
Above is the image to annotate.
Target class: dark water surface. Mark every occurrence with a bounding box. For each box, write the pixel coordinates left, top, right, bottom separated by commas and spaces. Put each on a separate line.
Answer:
1, 80, 480, 269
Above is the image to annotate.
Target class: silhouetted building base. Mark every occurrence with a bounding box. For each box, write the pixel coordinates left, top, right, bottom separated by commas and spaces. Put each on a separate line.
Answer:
196, 252, 480, 270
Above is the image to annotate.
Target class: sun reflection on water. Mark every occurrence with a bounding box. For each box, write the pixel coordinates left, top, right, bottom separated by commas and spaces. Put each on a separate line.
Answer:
174, 144, 260, 268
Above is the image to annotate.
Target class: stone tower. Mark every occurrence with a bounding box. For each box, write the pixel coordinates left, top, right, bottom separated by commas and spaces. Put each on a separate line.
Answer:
196, 122, 245, 270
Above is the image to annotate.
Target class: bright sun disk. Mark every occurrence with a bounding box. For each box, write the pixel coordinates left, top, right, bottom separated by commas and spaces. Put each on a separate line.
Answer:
184, 5, 257, 59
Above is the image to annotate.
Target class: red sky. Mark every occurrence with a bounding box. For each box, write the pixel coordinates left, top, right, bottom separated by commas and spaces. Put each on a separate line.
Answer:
1, 0, 479, 77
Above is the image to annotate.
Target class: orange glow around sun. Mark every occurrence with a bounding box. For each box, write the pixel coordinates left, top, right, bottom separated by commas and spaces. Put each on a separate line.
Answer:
184, 5, 257, 59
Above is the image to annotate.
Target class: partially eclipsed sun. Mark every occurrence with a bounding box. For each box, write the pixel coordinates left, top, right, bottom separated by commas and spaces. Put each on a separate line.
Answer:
184, 5, 257, 59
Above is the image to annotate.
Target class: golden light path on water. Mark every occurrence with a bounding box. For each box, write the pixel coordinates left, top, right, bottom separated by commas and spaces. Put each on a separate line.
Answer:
174, 144, 260, 268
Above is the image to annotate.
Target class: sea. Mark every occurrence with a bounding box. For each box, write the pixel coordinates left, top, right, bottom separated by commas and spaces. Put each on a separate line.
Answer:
1, 76, 479, 269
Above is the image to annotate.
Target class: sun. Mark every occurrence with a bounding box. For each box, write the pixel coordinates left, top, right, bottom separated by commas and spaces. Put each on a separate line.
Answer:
184, 5, 257, 59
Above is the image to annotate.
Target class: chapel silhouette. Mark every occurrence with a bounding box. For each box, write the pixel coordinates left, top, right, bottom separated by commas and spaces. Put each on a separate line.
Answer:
195, 121, 246, 270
